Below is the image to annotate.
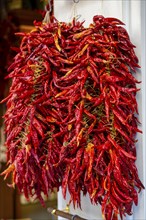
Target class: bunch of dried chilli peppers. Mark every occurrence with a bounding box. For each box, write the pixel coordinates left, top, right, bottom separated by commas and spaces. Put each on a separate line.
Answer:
1, 15, 144, 220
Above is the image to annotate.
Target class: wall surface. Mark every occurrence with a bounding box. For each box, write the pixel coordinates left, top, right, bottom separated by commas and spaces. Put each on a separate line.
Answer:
54, 0, 146, 219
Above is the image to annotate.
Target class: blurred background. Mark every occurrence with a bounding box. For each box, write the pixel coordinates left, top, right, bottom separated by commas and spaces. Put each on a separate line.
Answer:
0, 0, 57, 219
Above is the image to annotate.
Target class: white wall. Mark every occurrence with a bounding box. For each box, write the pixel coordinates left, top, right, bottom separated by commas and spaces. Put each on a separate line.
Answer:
54, 0, 122, 26
54, 0, 146, 219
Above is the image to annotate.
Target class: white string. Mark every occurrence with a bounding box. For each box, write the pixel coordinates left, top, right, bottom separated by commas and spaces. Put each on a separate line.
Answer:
43, 0, 52, 23
67, 0, 81, 23
43, 11, 50, 23
45, 0, 52, 13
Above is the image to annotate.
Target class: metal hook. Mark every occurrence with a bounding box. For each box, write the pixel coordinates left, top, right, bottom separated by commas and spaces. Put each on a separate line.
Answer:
73, 0, 79, 3
75, 14, 81, 20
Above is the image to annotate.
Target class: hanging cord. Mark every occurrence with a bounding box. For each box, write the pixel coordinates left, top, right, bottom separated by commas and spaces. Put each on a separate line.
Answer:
43, 0, 54, 23
43, 11, 50, 23
47, 207, 87, 220
68, 0, 81, 23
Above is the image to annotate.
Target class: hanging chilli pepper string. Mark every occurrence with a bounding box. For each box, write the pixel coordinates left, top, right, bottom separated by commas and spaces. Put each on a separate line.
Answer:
0, 15, 144, 220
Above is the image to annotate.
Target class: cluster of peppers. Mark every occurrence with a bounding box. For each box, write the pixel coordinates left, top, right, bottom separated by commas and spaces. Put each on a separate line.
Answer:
1, 15, 144, 220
